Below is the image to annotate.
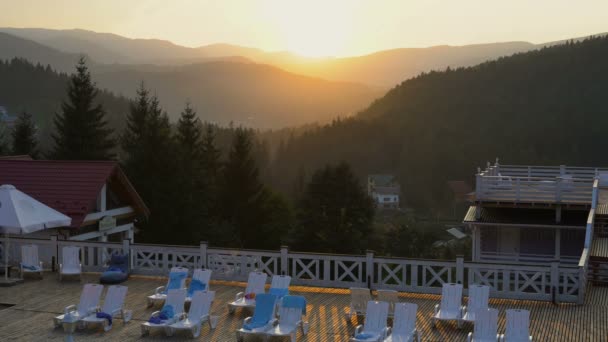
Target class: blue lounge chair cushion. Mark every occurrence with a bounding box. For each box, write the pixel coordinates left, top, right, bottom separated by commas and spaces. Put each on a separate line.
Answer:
100, 253, 129, 284
100, 270, 129, 284
187, 279, 207, 297
20, 263, 41, 271
148, 305, 174, 324
282, 295, 307, 315
163, 272, 187, 294
355, 332, 375, 339
269, 287, 289, 298
243, 294, 276, 330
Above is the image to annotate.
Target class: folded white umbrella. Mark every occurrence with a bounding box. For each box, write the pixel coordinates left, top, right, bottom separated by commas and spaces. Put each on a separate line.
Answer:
0, 184, 72, 279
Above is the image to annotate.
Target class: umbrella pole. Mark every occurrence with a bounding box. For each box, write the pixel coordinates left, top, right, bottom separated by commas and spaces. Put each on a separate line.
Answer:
4, 232, 8, 281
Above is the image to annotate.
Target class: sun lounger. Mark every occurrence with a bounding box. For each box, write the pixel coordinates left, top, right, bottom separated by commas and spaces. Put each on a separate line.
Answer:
186, 268, 212, 303
167, 290, 217, 338
147, 266, 188, 307
59, 246, 82, 281
265, 295, 309, 342
351, 300, 390, 342
235, 293, 277, 341
462, 284, 490, 323
141, 288, 187, 336
376, 289, 399, 317
467, 308, 499, 342
227, 271, 267, 313
82, 285, 132, 332
20, 244, 43, 278
347, 287, 373, 319
432, 283, 463, 328
384, 303, 420, 342
53, 283, 104, 328
500, 309, 533, 341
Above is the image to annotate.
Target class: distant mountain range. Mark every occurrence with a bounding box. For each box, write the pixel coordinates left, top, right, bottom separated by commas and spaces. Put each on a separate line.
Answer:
1, 27, 605, 128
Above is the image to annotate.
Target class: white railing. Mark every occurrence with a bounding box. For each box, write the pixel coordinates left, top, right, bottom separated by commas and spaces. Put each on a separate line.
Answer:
0, 236, 585, 303
475, 163, 605, 204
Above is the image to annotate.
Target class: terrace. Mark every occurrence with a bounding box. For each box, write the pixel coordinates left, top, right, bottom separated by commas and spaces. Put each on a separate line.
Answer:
0, 273, 607, 341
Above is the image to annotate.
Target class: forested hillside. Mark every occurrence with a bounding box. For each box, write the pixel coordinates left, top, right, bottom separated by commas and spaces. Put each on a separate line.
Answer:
272, 37, 608, 211
0, 58, 130, 149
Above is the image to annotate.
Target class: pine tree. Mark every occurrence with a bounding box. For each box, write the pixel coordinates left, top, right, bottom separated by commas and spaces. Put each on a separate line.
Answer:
201, 123, 221, 180
0, 121, 9, 156
121, 82, 150, 165
11, 111, 39, 158
290, 162, 374, 253
51, 57, 115, 160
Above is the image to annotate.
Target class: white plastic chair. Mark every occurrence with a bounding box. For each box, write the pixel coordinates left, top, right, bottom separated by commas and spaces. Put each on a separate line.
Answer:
351, 300, 390, 342
53, 283, 104, 328
385, 303, 420, 342
228, 271, 268, 313
467, 308, 499, 342
432, 283, 463, 328
82, 285, 132, 332
185, 268, 212, 303
235, 293, 278, 341
500, 309, 533, 341
462, 284, 490, 323
147, 266, 189, 307
20, 244, 43, 278
265, 295, 309, 342
270, 274, 291, 294
167, 291, 217, 338
376, 289, 399, 317
59, 246, 82, 281
347, 287, 373, 319
141, 288, 187, 336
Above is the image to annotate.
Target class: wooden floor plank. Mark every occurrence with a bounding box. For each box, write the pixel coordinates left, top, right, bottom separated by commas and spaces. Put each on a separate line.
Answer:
0, 272, 606, 341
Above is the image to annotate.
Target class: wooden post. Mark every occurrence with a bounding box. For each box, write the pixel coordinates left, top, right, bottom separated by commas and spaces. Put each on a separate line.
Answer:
366, 250, 375, 289
51, 235, 58, 272
199, 241, 208, 269
456, 256, 464, 284
122, 239, 131, 271
551, 261, 560, 304
280, 245, 288, 276
578, 266, 586, 305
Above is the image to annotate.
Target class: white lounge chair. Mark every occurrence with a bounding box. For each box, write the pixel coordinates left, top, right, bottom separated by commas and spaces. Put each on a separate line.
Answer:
265, 295, 309, 342
376, 289, 399, 317
147, 266, 189, 307
228, 271, 268, 313
186, 268, 212, 303
462, 285, 490, 323
467, 308, 499, 342
500, 309, 533, 341
236, 293, 277, 341
53, 283, 104, 328
385, 303, 420, 342
20, 244, 43, 278
347, 287, 373, 319
432, 283, 463, 328
167, 291, 217, 338
270, 274, 291, 296
141, 288, 187, 336
82, 285, 132, 332
59, 246, 82, 281
351, 300, 390, 342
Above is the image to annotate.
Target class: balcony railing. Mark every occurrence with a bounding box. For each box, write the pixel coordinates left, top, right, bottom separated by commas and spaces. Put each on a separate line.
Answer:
0, 236, 586, 304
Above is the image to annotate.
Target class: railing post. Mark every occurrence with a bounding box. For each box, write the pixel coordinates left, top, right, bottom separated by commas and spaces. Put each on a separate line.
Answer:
366, 250, 375, 289
199, 241, 208, 269
578, 266, 586, 305
456, 256, 464, 284
476, 171, 482, 201
280, 245, 289, 276
551, 261, 560, 304
51, 235, 58, 272
122, 238, 131, 271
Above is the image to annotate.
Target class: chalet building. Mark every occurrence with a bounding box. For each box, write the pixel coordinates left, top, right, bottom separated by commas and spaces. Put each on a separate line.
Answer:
0, 158, 149, 242
464, 161, 608, 281
368, 174, 400, 209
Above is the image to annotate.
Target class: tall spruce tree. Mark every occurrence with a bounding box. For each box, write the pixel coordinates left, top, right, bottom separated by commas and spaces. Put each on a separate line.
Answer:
51, 57, 115, 160
11, 111, 39, 158
289, 162, 374, 253
218, 128, 291, 248
0, 121, 8, 156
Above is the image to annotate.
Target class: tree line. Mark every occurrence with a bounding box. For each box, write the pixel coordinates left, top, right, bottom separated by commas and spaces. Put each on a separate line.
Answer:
0, 57, 379, 254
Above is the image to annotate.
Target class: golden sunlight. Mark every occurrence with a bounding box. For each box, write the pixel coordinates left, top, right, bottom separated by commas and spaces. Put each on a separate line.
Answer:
262, 0, 358, 57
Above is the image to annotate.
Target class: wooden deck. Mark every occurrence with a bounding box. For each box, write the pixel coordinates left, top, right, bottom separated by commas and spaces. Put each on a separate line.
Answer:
0, 273, 607, 341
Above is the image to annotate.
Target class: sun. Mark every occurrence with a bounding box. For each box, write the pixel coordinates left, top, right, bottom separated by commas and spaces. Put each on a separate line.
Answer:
261, 0, 356, 58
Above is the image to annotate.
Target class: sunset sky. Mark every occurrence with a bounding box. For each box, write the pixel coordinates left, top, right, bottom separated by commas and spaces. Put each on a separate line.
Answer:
1, 0, 607, 57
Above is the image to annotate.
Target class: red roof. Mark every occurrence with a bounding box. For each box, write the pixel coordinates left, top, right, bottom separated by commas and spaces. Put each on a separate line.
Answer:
0, 160, 148, 228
